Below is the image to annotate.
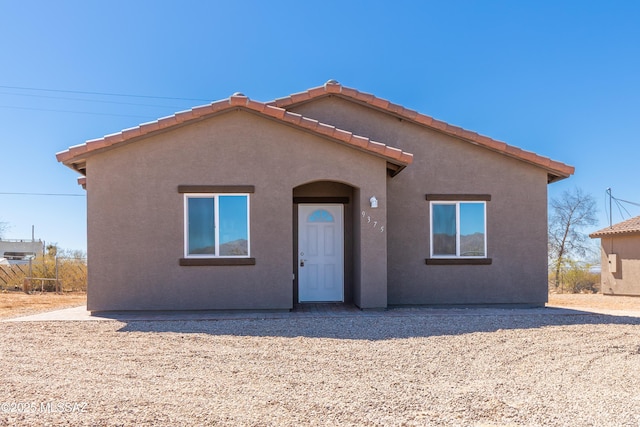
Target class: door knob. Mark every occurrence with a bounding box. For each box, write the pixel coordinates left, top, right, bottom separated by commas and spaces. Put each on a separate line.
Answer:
300, 259, 306, 267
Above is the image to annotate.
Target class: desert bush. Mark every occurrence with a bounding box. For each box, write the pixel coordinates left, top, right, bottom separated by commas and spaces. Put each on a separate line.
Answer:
551, 260, 600, 294
0, 247, 87, 292
56, 257, 87, 291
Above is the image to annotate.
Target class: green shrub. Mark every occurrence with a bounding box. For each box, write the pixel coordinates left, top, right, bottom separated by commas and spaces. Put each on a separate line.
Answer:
556, 261, 600, 294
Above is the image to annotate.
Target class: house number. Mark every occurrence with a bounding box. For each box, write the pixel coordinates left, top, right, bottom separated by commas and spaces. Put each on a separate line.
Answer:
362, 210, 385, 233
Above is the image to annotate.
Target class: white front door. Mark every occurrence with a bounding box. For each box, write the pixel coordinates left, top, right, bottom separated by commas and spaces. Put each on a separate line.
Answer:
298, 204, 344, 302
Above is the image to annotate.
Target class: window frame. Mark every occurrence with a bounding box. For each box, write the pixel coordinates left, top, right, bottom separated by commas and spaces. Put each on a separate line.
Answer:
183, 193, 251, 259
429, 200, 488, 260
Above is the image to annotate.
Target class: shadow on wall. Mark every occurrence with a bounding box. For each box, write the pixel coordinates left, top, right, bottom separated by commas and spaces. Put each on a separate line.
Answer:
114, 309, 640, 340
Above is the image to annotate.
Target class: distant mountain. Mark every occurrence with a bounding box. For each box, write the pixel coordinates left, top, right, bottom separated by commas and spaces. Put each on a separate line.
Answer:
220, 239, 248, 256
432, 232, 484, 256
190, 239, 248, 256
460, 232, 484, 256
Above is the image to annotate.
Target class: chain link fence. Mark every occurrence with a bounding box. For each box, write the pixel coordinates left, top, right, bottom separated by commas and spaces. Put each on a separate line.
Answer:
0, 255, 87, 293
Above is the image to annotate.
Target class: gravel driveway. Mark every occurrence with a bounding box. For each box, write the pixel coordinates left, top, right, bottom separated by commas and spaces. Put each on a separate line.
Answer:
1, 312, 639, 426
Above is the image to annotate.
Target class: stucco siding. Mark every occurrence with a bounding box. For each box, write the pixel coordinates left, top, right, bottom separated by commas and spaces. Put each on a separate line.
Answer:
293, 97, 549, 305
85, 110, 388, 311
599, 236, 640, 296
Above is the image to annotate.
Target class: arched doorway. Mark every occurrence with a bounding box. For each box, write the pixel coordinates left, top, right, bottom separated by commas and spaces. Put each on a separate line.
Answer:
293, 181, 356, 305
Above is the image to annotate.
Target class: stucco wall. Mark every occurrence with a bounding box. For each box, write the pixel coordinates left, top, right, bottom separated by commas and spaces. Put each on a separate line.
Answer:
599, 236, 640, 296
85, 110, 388, 311
293, 96, 550, 305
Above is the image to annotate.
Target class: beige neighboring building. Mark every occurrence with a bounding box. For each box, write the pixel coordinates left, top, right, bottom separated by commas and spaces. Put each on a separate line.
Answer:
57, 81, 574, 312
590, 216, 640, 296
0, 239, 43, 264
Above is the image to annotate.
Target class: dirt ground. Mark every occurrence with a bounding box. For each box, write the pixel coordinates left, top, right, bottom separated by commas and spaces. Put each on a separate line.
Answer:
547, 292, 640, 310
0, 291, 86, 319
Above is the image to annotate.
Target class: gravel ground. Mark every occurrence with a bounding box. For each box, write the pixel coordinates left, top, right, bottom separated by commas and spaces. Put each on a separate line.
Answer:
1, 313, 640, 426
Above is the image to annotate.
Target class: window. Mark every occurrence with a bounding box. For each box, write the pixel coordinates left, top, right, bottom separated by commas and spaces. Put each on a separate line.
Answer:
184, 194, 250, 258
430, 201, 486, 258
308, 209, 334, 222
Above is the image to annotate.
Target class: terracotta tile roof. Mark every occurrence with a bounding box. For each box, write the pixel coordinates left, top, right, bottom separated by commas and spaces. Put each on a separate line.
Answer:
56, 95, 413, 176
270, 81, 574, 183
590, 215, 640, 238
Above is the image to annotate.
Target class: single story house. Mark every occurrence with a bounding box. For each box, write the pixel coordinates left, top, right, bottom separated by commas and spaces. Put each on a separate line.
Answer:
590, 216, 640, 296
57, 80, 574, 311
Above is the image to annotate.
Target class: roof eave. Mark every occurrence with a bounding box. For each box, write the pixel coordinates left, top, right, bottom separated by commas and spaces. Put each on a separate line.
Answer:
547, 171, 573, 184
590, 231, 640, 239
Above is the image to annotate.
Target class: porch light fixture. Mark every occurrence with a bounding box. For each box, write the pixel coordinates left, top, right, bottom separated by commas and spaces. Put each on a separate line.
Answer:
370, 196, 378, 208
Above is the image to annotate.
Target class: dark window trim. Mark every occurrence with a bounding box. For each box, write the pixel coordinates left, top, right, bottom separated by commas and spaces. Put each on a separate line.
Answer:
293, 197, 350, 204
426, 194, 491, 201
426, 258, 492, 265
179, 185, 255, 194
180, 258, 256, 266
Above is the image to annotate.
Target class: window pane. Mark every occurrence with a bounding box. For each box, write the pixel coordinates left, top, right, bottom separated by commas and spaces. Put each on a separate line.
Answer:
188, 197, 215, 255
432, 204, 456, 255
308, 209, 334, 222
460, 203, 485, 256
219, 195, 248, 256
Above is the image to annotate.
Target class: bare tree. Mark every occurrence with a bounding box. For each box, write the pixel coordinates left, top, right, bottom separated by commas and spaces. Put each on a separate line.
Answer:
0, 221, 8, 238
548, 188, 598, 290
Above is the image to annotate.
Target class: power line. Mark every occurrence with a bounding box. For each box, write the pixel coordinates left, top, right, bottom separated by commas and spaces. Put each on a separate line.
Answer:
615, 198, 632, 218
0, 91, 185, 109
612, 196, 640, 208
0, 104, 156, 119
613, 198, 628, 220
0, 192, 85, 197
605, 189, 640, 224
0, 84, 211, 102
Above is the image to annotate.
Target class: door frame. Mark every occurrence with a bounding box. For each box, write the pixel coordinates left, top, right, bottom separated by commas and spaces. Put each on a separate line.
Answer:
297, 203, 344, 303
293, 197, 351, 305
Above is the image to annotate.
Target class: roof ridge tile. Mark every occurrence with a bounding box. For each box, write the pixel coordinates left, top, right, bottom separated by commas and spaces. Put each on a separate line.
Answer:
370, 97, 390, 109
340, 87, 359, 98
324, 82, 342, 93
350, 134, 369, 149
263, 104, 286, 120
289, 92, 311, 104
332, 127, 352, 142
402, 108, 419, 121
316, 122, 336, 135
281, 110, 303, 126
307, 87, 326, 98
229, 95, 248, 107
246, 99, 267, 113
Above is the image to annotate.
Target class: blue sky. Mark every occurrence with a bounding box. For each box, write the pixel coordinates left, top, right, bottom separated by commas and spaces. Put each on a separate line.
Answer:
1, 0, 639, 252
